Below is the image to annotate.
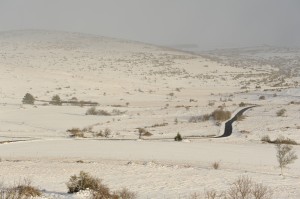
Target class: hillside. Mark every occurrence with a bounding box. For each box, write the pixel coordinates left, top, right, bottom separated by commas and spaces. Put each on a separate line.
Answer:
0, 30, 299, 198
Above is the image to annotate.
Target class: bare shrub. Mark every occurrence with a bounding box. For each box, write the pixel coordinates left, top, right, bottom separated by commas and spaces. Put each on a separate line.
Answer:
227, 176, 252, 199
0, 179, 41, 198
205, 189, 217, 199
211, 109, 231, 121
86, 107, 99, 115
261, 135, 297, 145
111, 109, 126, 115
22, 93, 35, 105
189, 192, 201, 199
104, 128, 111, 138
252, 183, 272, 199
90, 186, 111, 199
138, 128, 152, 138
276, 109, 286, 117
67, 171, 136, 199
189, 116, 202, 123
112, 188, 137, 199
86, 107, 126, 116
86, 107, 111, 116
261, 135, 271, 143
273, 136, 297, 145
189, 114, 211, 123
66, 171, 107, 193
67, 128, 85, 138
212, 162, 220, 170
276, 142, 298, 175
187, 177, 272, 199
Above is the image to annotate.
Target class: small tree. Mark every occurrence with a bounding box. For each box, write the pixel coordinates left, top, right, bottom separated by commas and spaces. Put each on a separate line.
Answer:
174, 133, 182, 141
50, 95, 62, 105
22, 93, 35, 104
276, 142, 298, 175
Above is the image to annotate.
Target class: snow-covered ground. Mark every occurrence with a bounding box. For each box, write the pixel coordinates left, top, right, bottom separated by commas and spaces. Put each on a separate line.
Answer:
0, 30, 299, 198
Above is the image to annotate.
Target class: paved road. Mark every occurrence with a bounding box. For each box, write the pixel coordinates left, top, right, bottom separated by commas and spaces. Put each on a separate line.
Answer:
217, 106, 256, 138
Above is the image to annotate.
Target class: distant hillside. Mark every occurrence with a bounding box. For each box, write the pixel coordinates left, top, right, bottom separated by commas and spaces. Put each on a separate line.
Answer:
201, 46, 300, 76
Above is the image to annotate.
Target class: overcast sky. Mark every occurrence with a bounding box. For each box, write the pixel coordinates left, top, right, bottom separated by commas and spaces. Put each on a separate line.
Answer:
0, 0, 299, 51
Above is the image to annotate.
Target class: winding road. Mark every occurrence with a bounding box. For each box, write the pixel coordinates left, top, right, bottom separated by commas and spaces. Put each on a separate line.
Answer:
217, 106, 256, 138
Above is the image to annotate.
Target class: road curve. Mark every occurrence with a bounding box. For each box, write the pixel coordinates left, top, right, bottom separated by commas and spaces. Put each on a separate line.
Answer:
217, 106, 256, 138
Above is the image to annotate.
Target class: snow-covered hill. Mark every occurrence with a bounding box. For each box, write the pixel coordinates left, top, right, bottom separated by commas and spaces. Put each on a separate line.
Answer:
0, 30, 299, 198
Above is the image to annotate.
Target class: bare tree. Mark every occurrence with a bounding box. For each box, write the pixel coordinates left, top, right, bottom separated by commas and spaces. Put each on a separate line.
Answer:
276, 143, 298, 176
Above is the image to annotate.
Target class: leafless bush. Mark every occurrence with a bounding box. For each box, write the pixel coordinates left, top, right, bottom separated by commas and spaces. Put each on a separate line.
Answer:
104, 128, 111, 138
67, 171, 136, 199
252, 183, 272, 199
0, 179, 41, 198
189, 114, 211, 123
261, 135, 271, 143
138, 128, 152, 138
188, 176, 272, 199
204, 189, 217, 199
86, 107, 126, 116
66, 171, 107, 194
276, 142, 298, 175
86, 107, 111, 116
227, 176, 252, 199
273, 136, 297, 145
189, 192, 201, 199
112, 188, 137, 199
67, 128, 85, 138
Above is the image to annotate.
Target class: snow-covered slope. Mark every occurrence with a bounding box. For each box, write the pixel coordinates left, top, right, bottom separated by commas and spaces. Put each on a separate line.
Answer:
0, 30, 299, 198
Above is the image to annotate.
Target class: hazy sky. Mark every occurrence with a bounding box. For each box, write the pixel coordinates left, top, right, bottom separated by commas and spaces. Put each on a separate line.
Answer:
0, 0, 299, 50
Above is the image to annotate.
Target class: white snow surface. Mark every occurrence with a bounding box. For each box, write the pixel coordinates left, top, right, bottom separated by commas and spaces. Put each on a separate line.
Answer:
0, 30, 299, 198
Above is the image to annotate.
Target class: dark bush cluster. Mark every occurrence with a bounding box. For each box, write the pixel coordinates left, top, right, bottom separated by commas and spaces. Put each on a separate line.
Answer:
22, 93, 35, 105
174, 133, 182, 141
86, 107, 126, 116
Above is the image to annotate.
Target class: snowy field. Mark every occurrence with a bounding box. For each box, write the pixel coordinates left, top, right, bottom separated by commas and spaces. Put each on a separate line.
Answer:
0, 30, 299, 198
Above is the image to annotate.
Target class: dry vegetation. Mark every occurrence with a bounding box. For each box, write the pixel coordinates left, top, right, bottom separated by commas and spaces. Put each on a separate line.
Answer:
189, 109, 231, 123
189, 176, 272, 199
0, 179, 42, 199
261, 135, 298, 145
67, 171, 136, 199
86, 107, 126, 116
211, 109, 231, 122
67, 127, 112, 138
